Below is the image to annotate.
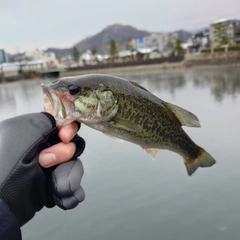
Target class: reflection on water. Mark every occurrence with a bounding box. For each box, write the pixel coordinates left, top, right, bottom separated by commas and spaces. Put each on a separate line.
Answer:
1, 66, 240, 117
189, 67, 240, 102
0, 66, 240, 240
124, 70, 187, 95
0, 79, 50, 119
123, 66, 240, 102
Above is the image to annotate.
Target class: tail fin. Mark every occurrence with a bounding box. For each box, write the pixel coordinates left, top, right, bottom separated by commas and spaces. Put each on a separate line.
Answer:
184, 148, 216, 176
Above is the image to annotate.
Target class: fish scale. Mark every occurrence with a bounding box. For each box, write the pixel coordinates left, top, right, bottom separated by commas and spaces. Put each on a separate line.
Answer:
112, 91, 197, 155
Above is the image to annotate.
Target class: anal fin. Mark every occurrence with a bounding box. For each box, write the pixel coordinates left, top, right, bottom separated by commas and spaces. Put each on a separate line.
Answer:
142, 147, 160, 160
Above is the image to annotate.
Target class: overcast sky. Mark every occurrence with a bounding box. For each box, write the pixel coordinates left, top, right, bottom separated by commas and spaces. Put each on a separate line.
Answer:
1, 0, 240, 54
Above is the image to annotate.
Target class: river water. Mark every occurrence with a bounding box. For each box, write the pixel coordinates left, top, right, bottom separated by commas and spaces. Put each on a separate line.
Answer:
0, 66, 240, 240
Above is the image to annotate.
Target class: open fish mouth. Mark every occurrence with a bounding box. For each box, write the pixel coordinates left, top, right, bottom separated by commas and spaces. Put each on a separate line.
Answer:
41, 84, 75, 126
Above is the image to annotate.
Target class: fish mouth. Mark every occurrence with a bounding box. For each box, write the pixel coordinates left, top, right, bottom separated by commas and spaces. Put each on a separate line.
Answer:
41, 84, 75, 127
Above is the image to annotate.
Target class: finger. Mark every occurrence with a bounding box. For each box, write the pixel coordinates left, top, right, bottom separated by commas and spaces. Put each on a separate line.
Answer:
39, 142, 76, 168
53, 160, 85, 209
58, 122, 78, 143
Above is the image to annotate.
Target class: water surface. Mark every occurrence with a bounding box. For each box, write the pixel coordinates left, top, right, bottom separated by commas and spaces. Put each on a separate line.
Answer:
0, 66, 240, 240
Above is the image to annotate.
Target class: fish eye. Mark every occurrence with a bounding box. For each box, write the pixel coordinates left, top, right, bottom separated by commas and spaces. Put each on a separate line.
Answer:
68, 85, 81, 95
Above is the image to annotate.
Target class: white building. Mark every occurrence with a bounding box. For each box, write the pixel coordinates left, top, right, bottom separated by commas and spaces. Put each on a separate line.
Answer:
131, 31, 192, 57
210, 18, 240, 48
131, 32, 179, 56
79, 49, 103, 66
0, 62, 19, 77
15, 49, 61, 69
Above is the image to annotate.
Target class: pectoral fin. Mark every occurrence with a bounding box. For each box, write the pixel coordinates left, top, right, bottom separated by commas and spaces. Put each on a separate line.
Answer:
110, 118, 142, 132
164, 102, 201, 127
142, 147, 160, 160
103, 133, 124, 142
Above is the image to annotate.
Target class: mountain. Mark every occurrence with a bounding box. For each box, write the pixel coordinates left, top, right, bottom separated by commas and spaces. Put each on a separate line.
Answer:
74, 24, 151, 54
7, 24, 193, 60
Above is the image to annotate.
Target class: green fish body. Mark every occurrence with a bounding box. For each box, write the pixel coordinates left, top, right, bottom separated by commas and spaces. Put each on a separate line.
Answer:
41, 74, 216, 175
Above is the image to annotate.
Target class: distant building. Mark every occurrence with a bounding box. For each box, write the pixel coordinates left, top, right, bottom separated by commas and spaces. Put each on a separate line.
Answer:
136, 47, 152, 61
118, 50, 135, 61
186, 29, 210, 53
0, 62, 19, 78
131, 33, 170, 53
0, 49, 8, 64
80, 50, 92, 65
14, 49, 60, 69
131, 31, 191, 57
209, 18, 240, 48
79, 49, 103, 66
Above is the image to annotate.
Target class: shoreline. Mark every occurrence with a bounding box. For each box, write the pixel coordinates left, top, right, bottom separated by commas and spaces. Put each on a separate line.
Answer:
60, 62, 185, 77
60, 61, 240, 77
1, 61, 240, 83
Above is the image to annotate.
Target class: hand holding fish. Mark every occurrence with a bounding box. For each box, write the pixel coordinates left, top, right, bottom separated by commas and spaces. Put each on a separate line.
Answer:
0, 113, 85, 230
39, 121, 79, 167
42, 74, 216, 176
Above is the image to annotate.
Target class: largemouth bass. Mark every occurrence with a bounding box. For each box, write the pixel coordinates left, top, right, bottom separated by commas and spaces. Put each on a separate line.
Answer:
41, 74, 216, 176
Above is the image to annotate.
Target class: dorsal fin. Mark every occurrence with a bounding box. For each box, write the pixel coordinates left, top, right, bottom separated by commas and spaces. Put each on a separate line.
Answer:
164, 102, 201, 127
130, 81, 150, 92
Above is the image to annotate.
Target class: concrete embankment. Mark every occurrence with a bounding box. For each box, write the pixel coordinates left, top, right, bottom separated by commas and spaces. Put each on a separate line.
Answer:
60, 61, 240, 78
184, 51, 240, 66
60, 62, 185, 77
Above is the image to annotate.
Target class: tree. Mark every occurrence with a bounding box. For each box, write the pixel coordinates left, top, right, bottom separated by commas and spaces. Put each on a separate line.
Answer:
126, 37, 134, 51
213, 22, 229, 47
166, 33, 174, 50
91, 47, 97, 55
72, 47, 80, 63
109, 39, 118, 60
174, 39, 183, 55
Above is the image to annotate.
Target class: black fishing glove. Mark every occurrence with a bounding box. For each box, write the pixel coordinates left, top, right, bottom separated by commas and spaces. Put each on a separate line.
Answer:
0, 113, 85, 228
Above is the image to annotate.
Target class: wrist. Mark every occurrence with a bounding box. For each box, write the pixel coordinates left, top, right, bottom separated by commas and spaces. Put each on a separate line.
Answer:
0, 198, 22, 239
